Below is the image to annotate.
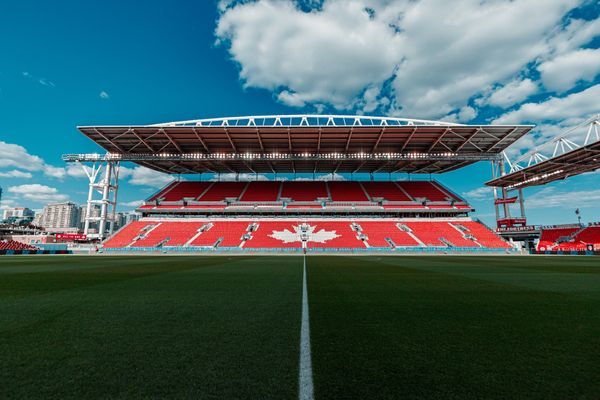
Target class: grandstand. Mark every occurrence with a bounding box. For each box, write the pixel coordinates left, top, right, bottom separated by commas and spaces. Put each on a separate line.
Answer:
537, 223, 600, 252
64, 115, 533, 252
0, 240, 39, 251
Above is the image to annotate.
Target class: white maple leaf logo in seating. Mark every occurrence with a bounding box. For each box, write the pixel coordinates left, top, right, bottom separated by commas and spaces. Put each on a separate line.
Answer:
269, 223, 340, 244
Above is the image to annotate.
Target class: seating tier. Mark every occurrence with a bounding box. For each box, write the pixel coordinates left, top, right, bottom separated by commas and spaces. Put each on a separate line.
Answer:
240, 181, 280, 202
398, 181, 457, 202
362, 182, 412, 201
104, 219, 508, 250
357, 221, 419, 247
575, 226, 600, 244
0, 240, 39, 250
280, 182, 328, 201
328, 182, 368, 201
145, 181, 467, 211
189, 221, 250, 247
199, 182, 247, 201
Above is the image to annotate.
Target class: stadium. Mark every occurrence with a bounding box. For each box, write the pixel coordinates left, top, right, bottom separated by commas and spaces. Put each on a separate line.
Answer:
63, 115, 529, 254
4, 0, 600, 396
2, 113, 600, 398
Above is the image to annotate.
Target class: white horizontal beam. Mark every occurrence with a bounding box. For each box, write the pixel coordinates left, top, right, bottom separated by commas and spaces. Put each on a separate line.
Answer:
149, 114, 464, 128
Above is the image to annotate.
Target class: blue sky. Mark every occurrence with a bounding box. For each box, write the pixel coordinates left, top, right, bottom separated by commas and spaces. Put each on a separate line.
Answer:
1, 0, 599, 226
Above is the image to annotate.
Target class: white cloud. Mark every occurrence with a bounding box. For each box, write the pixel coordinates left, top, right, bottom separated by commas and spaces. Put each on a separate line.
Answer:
121, 200, 144, 208
462, 186, 493, 201
0, 140, 46, 170
99, 90, 110, 99
38, 78, 56, 88
126, 166, 173, 187
294, 172, 346, 181
443, 105, 478, 123
8, 184, 69, 203
544, 16, 600, 59
0, 199, 18, 210
390, 0, 577, 118
357, 85, 389, 114
216, 0, 581, 118
526, 187, 600, 208
65, 164, 88, 178
216, 0, 403, 110
0, 170, 33, 178
478, 78, 539, 108
22, 71, 55, 88
0, 140, 65, 179
277, 90, 307, 108
210, 172, 269, 181
538, 48, 600, 92
493, 84, 600, 125
43, 165, 66, 179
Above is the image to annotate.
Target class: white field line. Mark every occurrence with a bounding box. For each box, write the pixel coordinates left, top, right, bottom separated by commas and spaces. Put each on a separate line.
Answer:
299, 255, 315, 400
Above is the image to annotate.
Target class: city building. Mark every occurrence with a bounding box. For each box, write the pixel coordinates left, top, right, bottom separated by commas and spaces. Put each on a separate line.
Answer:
36, 202, 81, 233
2, 207, 35, 224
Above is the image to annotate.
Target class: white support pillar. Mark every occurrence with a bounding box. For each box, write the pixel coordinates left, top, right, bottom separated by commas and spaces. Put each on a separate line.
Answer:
97, 163, 113, 238
79, 160, 120, 240
81, 162, 101, 237
109, 164, 120, 236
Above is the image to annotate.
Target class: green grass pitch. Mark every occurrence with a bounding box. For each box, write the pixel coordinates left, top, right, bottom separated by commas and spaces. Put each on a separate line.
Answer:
1, 255, 600, 399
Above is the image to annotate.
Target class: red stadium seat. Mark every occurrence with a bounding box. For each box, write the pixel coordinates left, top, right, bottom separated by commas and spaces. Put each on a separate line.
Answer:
149, 181, 212, 202
245, 221, 302, 249
404, 222, 478, 247
198, 182, 247, 201
0, 240, 39, 251
362, 181, 412, 201
398, 181, 456, 202
328, 182, 369, 201
537, 226, 580, 251
139, 180, 467, 212
357, 221, 419, 247
303, 221, 366, 249
240, 181, 281, 202
103, 219, 509, 250
188, 221, 251, 247
458, 221, 511, 249
280, 182, 328, 201
574, 226, 600, 245
131, 222, 203, 247
103, 221, 152, 248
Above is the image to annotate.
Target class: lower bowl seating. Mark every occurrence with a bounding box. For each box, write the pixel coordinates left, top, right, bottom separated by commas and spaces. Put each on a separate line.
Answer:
103, 219, 510, 251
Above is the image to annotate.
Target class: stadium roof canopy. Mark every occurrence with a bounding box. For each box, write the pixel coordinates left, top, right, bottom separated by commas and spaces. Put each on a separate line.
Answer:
486, 141, 600, 189
69, 115, 533, 174
486, 114, 600, 189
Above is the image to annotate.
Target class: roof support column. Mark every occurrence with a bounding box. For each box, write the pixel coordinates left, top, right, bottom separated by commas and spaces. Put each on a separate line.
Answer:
518, 188, 526, 220
491, 161, 500, 224
80, 160, 119, 241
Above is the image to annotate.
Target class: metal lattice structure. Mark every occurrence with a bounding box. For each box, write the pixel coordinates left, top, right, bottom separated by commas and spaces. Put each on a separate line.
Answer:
487, 114, 600, 189
78, 161, 120, 240
150, 114, 463, 127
